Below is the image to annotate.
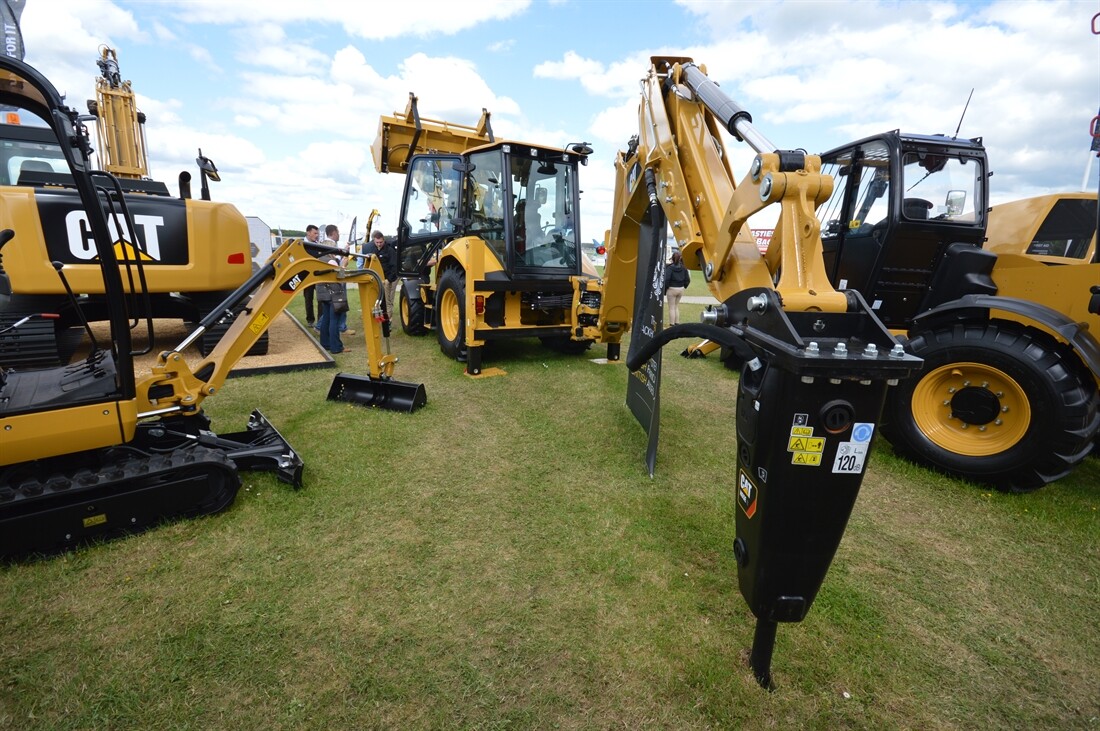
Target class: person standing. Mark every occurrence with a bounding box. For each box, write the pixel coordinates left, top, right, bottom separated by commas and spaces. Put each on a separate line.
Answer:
323, 224, 355, 338
314, 243, 350, 355
362, 229, 399, 316
302, 224, 321, 326
662, 249, 691, 326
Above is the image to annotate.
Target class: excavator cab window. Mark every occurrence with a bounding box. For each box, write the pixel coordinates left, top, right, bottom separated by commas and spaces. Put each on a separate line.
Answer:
900, 151, 983, 224
0, 110, 69, 186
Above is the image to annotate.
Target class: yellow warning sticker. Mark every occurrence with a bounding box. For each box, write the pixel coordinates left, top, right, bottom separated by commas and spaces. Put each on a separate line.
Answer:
791, 426, 814, 437
788, 436, 826, 453
249, 312, 270, 335
83, 513, 107, 528
791, 452, 822, 466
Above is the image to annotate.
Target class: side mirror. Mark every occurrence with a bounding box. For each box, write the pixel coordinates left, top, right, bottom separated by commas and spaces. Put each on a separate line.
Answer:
945, 190, 966, 216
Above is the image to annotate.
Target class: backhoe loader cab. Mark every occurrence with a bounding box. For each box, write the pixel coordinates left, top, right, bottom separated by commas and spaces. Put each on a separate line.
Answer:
393, 139, 603, 374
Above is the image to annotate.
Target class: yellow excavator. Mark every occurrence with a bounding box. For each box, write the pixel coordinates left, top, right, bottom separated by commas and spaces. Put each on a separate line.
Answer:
0, 55, 426, 559
0, 46, 264, 366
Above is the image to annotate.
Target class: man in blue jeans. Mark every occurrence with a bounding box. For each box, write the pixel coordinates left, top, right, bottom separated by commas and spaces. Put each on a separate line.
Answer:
315, 225, 350, 354
322, 224, 355, 338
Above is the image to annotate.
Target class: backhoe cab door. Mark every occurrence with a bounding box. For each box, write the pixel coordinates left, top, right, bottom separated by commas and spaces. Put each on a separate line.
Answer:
398, 154, 463, 275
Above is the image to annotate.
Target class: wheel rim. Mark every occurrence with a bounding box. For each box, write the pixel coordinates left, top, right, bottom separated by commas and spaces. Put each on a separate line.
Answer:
400, 293, 410, 327
439, 288, 460, 342
911, 361, 1031, 457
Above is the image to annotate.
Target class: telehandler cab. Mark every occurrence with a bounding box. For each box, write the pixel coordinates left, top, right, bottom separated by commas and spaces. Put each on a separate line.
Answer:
0, 56, 425, 560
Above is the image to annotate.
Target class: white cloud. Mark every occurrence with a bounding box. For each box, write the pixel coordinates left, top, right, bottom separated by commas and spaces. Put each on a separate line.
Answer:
152, 0, 532, 40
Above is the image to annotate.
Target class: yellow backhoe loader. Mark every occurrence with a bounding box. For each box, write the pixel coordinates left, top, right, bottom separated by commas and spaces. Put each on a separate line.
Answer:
372, 94, 611, 375
0, 56, 426, 559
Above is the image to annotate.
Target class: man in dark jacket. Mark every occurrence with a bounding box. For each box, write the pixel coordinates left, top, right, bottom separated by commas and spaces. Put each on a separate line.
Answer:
362, 229, 399, 315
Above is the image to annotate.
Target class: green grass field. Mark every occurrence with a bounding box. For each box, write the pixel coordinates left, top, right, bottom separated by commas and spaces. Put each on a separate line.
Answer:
2, 294, 1098, 730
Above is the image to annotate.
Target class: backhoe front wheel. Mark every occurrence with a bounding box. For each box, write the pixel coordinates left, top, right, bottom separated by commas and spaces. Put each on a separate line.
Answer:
435, 268, 467, 362
882, 321, 1099, 492
398, 286, 427, 336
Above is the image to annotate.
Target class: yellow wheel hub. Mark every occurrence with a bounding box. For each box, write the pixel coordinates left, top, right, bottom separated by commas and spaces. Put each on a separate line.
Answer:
911, 361, 1030, 457
439, 288, 461, 342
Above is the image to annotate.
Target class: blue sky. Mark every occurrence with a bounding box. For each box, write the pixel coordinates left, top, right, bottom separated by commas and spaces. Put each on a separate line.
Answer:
16, 0, 1100, 243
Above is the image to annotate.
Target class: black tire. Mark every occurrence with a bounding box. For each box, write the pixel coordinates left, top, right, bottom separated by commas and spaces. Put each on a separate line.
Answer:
882, 320, 1099, 493
435, 268, 467, 362
539, 335, 593, 354
398, 286, 427, 336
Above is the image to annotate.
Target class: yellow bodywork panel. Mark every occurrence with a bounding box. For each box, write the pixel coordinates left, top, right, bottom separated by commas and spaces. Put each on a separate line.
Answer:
985, 192, 1096, 262
0, 186, 251, 294
0, 399, 137, 466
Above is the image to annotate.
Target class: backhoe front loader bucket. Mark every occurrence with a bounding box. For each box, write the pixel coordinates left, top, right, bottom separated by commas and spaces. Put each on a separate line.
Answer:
327, 372, 428, 413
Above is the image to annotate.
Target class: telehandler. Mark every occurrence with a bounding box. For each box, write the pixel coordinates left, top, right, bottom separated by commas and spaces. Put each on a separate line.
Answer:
0, 55, 426, 559
0, 46, 264, 366
688, 130, 1100, 491
814, 133, 1098, 492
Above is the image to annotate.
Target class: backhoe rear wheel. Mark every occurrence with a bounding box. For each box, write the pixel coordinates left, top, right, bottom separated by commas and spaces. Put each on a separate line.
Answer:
882, 320, 1099, 493
398, 286, 427, 336
435, 268, 467, 362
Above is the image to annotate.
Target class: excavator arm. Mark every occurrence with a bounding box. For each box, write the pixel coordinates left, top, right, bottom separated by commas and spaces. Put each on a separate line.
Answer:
599, 57, 844, 336
603, 56, 922, 688
90, 46, 148, 180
